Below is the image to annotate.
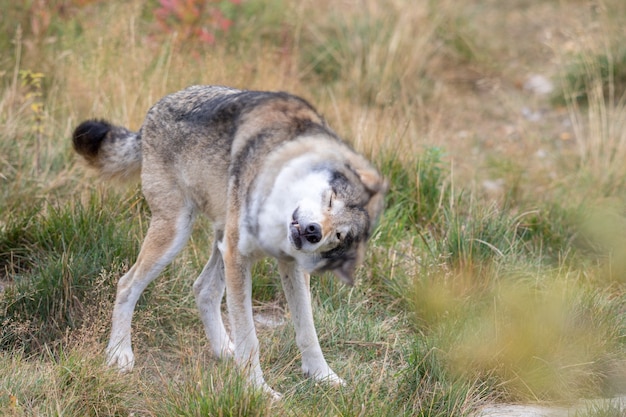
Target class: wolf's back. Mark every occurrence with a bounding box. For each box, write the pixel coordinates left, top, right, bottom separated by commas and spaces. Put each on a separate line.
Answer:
72, 119, 142, 181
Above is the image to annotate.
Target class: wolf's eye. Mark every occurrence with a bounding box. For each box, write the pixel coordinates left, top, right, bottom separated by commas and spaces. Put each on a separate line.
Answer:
328, 187, 338, 209
329, 190, 336, 209
336, 232, 341, 240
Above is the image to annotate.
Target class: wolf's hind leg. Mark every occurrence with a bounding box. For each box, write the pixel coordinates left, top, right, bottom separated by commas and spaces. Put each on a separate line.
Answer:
106, 204, 194, 372
278, 261, 345, 386
193, 229, 234, 358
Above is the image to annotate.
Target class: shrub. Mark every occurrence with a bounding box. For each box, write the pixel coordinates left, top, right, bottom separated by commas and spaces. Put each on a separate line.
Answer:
153, 0, 240, 46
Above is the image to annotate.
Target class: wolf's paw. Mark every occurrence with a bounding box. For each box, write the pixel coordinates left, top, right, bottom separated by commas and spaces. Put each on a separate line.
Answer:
105, 346, 135, 373
262, 383, 283, 401
313, 370, 346, 387
320, 371, 346, 387
214, 339, 235, 359
303, 364, 346, 386
245, 369, 283, 400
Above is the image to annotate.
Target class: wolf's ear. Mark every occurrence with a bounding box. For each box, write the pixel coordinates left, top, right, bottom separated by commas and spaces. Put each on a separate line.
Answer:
332, 261, 356, 286
332, 243, 365, 286
355, 166, 388, 196
355, 166, 388, 234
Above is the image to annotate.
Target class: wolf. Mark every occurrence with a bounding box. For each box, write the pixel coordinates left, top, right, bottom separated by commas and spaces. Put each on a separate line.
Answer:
72, 85, 387, 398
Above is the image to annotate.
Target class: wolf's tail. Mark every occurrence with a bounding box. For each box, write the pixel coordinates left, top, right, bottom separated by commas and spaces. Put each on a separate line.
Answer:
72, 119, 142, 181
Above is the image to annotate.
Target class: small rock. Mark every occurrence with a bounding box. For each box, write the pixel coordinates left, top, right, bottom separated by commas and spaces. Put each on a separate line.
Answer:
523, 74, 554, 96
482, 179, 505, 199
521, 106, 543, 122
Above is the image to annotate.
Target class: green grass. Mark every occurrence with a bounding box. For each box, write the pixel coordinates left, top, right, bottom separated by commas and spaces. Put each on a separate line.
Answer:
153, 360, 274, 417
1, 348, 138, 416
575, 401, 626, 417
1, 192, 145, 351
1, 0, 626, 415
554, 48, 626, 107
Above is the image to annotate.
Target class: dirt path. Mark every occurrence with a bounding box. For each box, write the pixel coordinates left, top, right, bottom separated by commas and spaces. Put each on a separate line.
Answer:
478, 396, 626, 417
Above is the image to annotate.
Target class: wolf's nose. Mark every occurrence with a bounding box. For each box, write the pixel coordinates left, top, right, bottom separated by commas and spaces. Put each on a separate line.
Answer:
303, 223, 322, 244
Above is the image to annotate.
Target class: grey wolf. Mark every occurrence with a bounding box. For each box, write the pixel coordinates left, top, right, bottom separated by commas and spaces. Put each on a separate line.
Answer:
72, 85, 387, 398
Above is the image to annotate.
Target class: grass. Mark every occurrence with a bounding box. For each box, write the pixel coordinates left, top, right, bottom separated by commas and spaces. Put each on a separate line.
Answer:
2, 0, 626, 415
575, 400, 626, 417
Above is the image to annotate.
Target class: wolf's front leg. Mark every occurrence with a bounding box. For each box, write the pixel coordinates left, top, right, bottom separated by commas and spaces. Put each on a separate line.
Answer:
223, 237, 281, 399
278, 261, 345, 386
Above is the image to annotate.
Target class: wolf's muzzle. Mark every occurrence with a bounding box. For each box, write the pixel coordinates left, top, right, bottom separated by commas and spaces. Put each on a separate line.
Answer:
290, 209, 322, 249
302, 223, 322, 243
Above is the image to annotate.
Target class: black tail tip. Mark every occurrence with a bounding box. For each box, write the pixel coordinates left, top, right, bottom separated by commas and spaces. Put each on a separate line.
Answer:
72, 119, 112, 158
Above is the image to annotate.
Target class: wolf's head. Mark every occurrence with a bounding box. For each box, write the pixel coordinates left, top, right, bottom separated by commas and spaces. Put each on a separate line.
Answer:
286, 159, 387, 285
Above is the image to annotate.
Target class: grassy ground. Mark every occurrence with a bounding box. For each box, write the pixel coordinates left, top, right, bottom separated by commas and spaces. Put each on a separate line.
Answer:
2, 0, 626, 415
